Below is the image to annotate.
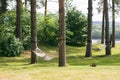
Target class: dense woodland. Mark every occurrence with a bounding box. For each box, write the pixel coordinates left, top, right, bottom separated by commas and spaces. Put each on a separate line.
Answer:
0, 0, 120, 67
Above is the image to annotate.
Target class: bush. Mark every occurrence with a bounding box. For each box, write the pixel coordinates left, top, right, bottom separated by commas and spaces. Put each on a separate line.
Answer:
21, 10, 31, 50
0, 35, 24, 57
66, 7, 87, 46
0, 11, 16, 37
0, 10, 32, 50
22, 36, 31, 50
0, 11, 24, 57
37, 15, 59, 46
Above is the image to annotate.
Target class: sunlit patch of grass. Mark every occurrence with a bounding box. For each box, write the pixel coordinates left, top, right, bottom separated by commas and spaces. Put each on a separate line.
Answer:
0, 44, 120, 80
66, 44, 120, 66
0, 66, 120, 80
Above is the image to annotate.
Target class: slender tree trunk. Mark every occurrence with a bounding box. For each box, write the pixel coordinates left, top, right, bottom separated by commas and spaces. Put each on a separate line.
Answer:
112, 0, 115, 47
30, 0, 38, 64
16, 0, 22, 41
59, 0, 66, 67
85, 0, 93, 57
104, 0, 111, 55
101, 7, 105, 44
44, 0, 47, 16
44, 0, 47, 40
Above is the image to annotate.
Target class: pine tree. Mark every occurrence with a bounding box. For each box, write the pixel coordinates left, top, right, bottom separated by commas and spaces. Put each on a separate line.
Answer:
16, 0, 23, 41
59, 0, 66, 66
85, 0, 93, 57
104, 0, 111, 55
30, 0, 38, 64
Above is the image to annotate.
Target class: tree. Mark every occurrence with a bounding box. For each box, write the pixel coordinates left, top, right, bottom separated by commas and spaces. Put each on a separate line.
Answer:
98, 0, 120, 45
112, 0, 115, 47
101, 12, 105, 44
59, 0, 66, 67
104, 0, 111, 55
44, 0, 47, 16
66, 7, 87, 46
85, 0, 93, 57
96, 0, 105, 44
16, 0, 23, 41
101, 4, 105, 44
30, 0, 38, 64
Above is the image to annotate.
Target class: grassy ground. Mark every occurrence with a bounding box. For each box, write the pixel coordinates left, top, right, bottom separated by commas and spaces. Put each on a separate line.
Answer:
0, 44, 120, 80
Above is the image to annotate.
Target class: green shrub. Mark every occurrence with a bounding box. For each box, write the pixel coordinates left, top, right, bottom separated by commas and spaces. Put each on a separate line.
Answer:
0, 10, 31, 50
37, 15, 59, 46
66, 7, 87, 46
22, 36, 31, 50
0, 35, 24, 57
21, 10, 31, 50
0, 11, 16, 37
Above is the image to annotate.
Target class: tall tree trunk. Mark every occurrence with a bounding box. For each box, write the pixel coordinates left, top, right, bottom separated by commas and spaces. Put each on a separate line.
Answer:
44, 0, 47, 16
85, 0, 93, 57
16, 0, 22, 41
44, 0, 47, 38
104, 0, 111, 55
112, 0, 115, 47
30, 0, 38, 64
59, 0, 66, 67
101, 6, 105, 44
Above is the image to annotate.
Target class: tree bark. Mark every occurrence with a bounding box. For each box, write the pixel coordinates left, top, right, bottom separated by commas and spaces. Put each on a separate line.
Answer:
85, 0, 92, 57
59, 0, 66, 67
16, 0, 22, 41
104, 0, 111, 55
30, 0, 38, 64
44, 0, 47, 16
101, 6, 105, 44
112, 0, 115, 47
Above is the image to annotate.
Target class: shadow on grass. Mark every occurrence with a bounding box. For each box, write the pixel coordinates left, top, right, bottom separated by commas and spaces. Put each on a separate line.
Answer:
67, 54, 120, 66
0, 56, 58, 68
0, 53, 120, 68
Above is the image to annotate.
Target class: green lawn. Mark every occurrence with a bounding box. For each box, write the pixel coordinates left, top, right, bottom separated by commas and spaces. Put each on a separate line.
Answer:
0, 44, 120, 80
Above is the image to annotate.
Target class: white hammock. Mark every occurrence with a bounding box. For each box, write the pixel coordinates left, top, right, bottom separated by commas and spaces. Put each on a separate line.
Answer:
33, 47, 45, 57
33, 47, 55, 61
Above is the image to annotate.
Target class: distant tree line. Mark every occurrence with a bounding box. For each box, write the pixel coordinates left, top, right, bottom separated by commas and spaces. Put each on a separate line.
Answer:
92, 22, 120, 39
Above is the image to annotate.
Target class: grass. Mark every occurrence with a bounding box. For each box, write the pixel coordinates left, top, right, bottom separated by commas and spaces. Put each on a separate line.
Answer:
0, 44, 120, 80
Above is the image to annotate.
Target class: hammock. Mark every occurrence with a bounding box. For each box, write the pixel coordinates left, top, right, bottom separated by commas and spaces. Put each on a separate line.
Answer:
33, 47, 55, 61
33, 47, 45, 57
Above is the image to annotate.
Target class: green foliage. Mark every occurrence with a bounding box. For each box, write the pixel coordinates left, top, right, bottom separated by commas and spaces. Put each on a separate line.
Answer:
0, 10, 31, 50
0, 11, 21, 57
0, 35, 24, 57
37, 15, 59, 46
0, 11, 16, 36
66, 7, 87, 46
21, 10, 31, 50
0, 0, 8, 14
65, 0, 73, 11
